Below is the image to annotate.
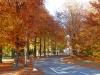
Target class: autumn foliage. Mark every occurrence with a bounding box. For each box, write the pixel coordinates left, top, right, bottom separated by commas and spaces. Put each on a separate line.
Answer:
83, 0, 100, 51
0, 0, 65, 62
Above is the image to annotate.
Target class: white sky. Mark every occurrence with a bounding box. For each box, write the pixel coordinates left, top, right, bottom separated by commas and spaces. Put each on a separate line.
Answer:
44, 0, 66, 16
44, 0, 93, 16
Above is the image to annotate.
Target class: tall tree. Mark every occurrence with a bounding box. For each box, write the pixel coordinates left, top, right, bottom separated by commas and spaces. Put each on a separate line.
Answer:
84, 0, 100, 51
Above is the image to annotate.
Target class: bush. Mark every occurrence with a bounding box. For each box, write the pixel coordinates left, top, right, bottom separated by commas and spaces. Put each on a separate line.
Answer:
82, 48, 93, 56
93, 52, 100, 58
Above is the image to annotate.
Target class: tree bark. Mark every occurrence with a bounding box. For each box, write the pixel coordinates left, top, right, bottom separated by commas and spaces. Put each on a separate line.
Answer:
0, 45, 2, 63
43, 37, 46, 56
13, 36, 19, 69
24, 32, 29, 67
34, 37, 37, 57
54, 41, 57, 55
26, 33, 29, 58
15, 36, 19, 64
11, 49, 15, 58
39, 37, 42, 57
47, 37, 50, 56
51, 39, 53, 55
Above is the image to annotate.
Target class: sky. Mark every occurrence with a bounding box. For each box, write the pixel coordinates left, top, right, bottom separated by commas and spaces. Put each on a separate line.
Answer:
44, 0, 66, 16
44, 0, 93, 16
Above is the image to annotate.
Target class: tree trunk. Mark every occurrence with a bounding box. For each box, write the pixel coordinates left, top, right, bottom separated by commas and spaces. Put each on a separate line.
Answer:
24, 32, 30, 67
51, 39, 55, 55
47, 37, 50, 56
34, 37, 37, 57
43, 37, 46, 56
24, 47, 28, 66
11, 49, 15, 58
39, 37, 42, 57
26, 34, 29, 58
54, 41, 57, 55
14, 36, 19, 68
15, 36, 19, 63
51, 39, 53, 56
0, 46, 2, 63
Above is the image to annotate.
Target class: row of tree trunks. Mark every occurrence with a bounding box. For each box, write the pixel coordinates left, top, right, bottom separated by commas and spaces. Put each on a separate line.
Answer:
0, 37, 58, 63
32, 36, 59, 57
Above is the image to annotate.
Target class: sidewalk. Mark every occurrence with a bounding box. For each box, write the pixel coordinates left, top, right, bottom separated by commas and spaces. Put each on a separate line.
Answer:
0, 67, 44, 75
0, 57, 44, 75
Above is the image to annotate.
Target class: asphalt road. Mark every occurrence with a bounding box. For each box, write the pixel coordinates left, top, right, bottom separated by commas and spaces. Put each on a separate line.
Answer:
33, 56, 100, 75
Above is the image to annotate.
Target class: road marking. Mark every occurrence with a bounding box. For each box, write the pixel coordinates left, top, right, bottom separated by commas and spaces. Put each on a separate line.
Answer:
80, 72, 89, 75
49, 67, 58, 74
38, 61, 45, 62
49, 66, 78, 74
49, 66, 90, 75
61, 66, 76, 70
49, 67, 69, 74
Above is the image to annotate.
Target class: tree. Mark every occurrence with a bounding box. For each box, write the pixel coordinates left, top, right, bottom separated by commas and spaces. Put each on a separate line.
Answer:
61, 1, 84, 54
83, 0, 100, 52
0, 0, 15, 63
0, 0, 66, 62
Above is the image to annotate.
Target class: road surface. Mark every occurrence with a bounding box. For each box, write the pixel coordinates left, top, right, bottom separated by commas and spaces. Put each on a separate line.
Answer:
33, 56, 100, 75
